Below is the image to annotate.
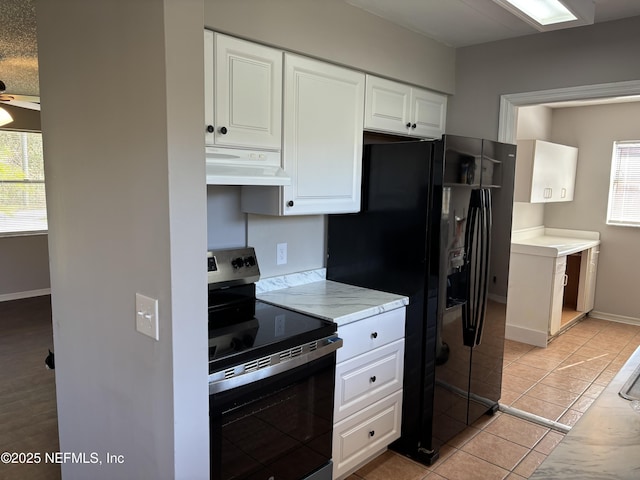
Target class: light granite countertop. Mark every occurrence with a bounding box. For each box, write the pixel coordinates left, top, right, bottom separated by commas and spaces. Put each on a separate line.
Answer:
511, 227, 600, 258
257, 279, 408, 327
531, 346, 640, 479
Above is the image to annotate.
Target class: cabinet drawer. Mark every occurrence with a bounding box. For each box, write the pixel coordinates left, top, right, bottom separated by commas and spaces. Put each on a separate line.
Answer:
337, 307, 405, 363
334, 339, 404, 423
332, 390, 403, 480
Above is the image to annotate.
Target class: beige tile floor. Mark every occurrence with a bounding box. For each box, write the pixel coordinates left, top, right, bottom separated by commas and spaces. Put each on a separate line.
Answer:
348, 317, 640, 480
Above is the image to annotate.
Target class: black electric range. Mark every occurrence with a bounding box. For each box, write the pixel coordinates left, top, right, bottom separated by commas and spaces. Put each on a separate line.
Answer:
207, 247, 337, 374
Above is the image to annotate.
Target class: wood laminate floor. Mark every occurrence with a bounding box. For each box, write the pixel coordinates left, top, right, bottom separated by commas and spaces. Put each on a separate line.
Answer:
0, 295, 61, 480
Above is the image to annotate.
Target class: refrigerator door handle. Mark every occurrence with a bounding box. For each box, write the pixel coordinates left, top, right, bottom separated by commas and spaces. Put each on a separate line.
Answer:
462, 191, 478, 347
463, 188, 492, 347
474, 189, 492, 346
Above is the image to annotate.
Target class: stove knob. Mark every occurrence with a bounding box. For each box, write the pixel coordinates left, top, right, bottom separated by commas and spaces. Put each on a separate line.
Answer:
242, 334, 255, 348
244, 255, 256, 267
231, 257, 244, 269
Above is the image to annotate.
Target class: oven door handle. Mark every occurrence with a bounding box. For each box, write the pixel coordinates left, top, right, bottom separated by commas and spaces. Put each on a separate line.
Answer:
209, 336, 343, 394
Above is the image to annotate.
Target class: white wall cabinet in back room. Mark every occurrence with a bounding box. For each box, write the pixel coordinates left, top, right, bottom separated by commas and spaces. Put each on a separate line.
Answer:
364, 75, 447, 139
514, 140, 578, 203
242, 54, 365, 215
204, 31, 282, 150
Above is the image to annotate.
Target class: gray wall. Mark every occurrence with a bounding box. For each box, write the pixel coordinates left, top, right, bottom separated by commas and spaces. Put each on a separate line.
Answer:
204, 0, 455, 94
35, 0, 208, 478
545, 102, 640, 320
0, 234, 49, 300
448, 15, 640, 140
512, 105, 551, 231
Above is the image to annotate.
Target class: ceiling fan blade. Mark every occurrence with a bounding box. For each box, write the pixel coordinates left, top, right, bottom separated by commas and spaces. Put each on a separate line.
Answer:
1, 99, 41, 111
0, 94, 41, 111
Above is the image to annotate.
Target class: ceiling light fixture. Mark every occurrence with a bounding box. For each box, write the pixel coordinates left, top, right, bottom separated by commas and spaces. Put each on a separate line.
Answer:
493, 0, 595, 32
504, 0, 576, 25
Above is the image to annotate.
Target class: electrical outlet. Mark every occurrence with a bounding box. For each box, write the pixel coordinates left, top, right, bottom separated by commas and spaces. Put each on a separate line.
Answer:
136, 293, 159, 341
277, 243, 288, 265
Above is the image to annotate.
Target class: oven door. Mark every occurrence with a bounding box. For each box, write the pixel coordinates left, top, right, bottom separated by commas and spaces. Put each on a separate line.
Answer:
209, 345, 339, 480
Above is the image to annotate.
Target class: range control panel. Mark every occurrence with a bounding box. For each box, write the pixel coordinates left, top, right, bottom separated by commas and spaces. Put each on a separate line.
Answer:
207, 247, 260, 288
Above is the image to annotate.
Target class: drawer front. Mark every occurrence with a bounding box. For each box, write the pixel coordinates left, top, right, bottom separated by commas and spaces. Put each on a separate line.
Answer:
332, 390, 403, 480
334, 339, 404, 423
337, 307, 405, 363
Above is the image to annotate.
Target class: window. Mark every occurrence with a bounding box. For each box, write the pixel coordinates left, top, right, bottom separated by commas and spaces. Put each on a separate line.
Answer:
0, 131, 47, 235
607, 141, 640, 227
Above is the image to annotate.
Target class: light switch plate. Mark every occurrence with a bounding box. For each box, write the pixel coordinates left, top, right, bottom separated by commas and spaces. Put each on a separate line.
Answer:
136, 293, 159, 341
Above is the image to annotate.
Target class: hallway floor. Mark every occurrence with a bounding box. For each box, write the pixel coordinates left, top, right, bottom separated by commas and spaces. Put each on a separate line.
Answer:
0, 295, 60, 480
348, 317, 640, 480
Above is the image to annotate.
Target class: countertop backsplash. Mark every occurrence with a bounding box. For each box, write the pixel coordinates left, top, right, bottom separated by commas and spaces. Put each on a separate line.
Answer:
256, 268, 326, 294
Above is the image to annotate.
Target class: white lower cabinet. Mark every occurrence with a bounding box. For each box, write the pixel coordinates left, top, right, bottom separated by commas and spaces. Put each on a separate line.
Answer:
332, 307, 405, 479
334, 339, 404, 422
333, 390, 403, 478
506, 246, 599, 346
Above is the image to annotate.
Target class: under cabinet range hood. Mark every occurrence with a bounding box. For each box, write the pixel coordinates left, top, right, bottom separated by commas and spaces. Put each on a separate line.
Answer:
205, 147, 291, 186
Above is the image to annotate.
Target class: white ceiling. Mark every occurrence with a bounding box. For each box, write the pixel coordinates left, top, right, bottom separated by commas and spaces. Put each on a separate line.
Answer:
345, 0, 640, 48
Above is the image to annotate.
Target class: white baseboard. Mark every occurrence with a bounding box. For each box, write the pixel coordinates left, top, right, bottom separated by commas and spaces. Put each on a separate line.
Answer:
0, 288, 51, 302
588, 311, 640, 326
505, 323, 547, 348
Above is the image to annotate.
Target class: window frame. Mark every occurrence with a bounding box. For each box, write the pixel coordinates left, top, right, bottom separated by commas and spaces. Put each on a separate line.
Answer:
0, 129, 47, 237
606, 140, 640, 228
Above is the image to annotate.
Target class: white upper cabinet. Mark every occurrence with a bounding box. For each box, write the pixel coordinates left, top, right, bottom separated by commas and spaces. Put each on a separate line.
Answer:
514, 140, 578, 203
242, 54, 365, 215
204, 31, 282, 150
364, 75, 447, 139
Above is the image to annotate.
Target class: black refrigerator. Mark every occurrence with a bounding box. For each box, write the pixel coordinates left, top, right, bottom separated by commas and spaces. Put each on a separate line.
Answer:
326, 134, 516, 464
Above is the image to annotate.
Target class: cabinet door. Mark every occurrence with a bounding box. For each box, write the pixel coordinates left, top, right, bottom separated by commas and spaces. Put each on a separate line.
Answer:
214, 33, 282, 150
337, 308, 405, 363
204, 30, 215, 145
577, 247, 599, 312
281, 54, 364, 215
552, 144, 578, 202
364, 75, 411, 135
334, 339, 404, 423
332, 390, 402, 480
410, 87, 447, 139
529, 141, 558, 203
549, 256, 567, 335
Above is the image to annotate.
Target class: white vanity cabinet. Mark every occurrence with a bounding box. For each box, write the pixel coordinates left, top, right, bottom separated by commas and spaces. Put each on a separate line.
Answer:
364, 75, 447, 139
332, 307, 405, 480
242, 54, 365, 215
204, 31, 282, 150
514, 140, 578, 203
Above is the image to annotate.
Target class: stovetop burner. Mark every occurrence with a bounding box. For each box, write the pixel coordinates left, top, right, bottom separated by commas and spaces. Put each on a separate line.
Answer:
207, 247, 337, 374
